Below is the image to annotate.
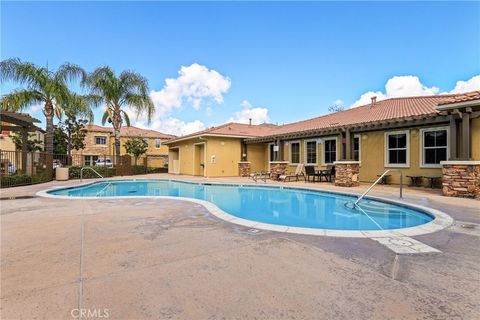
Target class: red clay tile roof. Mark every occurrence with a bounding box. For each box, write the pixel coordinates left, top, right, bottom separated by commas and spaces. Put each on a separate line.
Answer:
437, 90, 480, 106
85, 125, 176, 139
165, 122, 278, 143
267, 94, 456, 136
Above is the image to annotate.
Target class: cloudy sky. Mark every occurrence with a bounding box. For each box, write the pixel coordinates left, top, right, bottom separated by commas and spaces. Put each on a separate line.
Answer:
1, 1, 479, 136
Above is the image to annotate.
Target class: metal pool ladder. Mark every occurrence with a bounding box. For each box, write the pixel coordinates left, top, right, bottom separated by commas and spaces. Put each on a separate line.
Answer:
80, 167, 104, 181
354, 169, 403, 206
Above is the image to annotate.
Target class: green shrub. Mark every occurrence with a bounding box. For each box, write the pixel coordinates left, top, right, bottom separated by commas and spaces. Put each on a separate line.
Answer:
68, 166, 116, 179
147, 167, 168, 174
0, 174, 33, 187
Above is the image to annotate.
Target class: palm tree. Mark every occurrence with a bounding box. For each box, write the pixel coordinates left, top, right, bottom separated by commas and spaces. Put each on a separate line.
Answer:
0, 58, 86, 154
85, 66, 154, 162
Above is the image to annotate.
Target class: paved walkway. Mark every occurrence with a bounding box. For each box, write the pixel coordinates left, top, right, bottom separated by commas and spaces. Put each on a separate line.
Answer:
1, 174, 479, 319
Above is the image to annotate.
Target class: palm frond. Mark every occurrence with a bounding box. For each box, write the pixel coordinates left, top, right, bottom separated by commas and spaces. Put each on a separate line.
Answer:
1, 89, 44, 112
124, 93, 155, 122
101, 109, 113, 126
56, 63, 87, 85
121, 110, 131, 127
0, 58, 48, 91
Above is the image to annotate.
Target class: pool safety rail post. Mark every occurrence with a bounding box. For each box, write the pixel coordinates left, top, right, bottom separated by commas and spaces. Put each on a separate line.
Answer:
354, 169, 403, 206
80, 167, 104, 182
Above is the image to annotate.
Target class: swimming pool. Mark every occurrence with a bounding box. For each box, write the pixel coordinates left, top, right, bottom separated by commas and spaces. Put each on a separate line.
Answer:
42, 179, 451, 236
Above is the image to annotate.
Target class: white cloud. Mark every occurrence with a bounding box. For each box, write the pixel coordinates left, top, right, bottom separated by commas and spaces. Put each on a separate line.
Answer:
29, 104, 43, 114
350, 75, 480, 108
135, 117, 205, 136
449, 75, 480, 93
149, 63, 231, 115
229, 100, 270, 125
127, 63, 230, 136
351, 91, 386, 108
333, 99, 344, 106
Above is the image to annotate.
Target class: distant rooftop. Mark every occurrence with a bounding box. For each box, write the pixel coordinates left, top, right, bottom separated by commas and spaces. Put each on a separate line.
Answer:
85, 125, 176, 139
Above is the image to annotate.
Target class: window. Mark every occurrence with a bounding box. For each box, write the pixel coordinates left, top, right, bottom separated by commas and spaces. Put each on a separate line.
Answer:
385, 131, 409, 167
305, 141, 317, 164
290, 142, 300, 164
84, 155, 98, 166
155, 139, 161, 148
353, 135, 361, 162
143, 138, 149, 147
421, 128, 448, 167
323, 138, 336, 164
95, 136, 106, 145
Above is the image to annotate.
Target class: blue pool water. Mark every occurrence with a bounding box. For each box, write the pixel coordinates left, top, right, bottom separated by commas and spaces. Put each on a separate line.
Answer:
48, 180, 434, 230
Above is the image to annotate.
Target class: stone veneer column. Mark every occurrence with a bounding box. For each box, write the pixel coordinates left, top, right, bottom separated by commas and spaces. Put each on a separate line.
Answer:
334, 161, 360, 187
269, 161, 289, 177
238, 161, 251, 177
441, 161, 480, 198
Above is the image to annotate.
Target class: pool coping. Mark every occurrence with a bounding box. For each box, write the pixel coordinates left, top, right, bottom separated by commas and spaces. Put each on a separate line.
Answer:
36, 178, 454, 238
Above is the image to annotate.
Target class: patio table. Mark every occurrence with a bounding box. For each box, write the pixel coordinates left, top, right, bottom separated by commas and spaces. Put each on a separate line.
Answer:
376, 174, 391, 185
407, 175, 423, 187
424, 176, 442, 189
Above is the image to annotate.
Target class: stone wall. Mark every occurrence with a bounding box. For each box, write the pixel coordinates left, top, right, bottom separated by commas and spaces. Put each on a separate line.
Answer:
441, 161, 480, 198
238, 162, 251, 177
269, 161, 288, 177
334, 161, 360, 187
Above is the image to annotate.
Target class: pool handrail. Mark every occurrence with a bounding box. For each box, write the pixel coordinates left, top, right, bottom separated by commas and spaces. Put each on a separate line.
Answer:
80, 167, 104, 181
354, 169, 403, 206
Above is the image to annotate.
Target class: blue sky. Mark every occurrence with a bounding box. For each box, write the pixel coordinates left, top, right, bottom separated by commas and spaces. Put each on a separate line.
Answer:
1, 1, 479, 135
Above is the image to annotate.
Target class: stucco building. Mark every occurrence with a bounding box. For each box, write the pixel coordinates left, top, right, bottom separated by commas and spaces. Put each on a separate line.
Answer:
165, 91, 480, 198
72, 125, 175, 167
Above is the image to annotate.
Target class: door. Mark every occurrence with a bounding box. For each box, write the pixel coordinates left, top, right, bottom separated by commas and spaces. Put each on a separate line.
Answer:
194, 144, 205, 176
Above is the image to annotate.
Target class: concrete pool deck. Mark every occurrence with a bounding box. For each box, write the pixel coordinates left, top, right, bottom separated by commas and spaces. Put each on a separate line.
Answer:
1, 174, 479, 319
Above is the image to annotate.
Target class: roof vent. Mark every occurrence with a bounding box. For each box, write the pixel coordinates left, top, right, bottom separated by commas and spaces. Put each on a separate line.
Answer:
371, 96, 377, 107
249, 118, 252, 126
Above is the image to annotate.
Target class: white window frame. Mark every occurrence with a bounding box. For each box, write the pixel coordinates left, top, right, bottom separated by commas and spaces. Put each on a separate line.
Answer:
420, 126, 449, 168
353, 134, 361, 164
289, 141, 301, 165
322, 137, 337, 165
155, 139, 161, 149
95, 136, 107, 145
384, 130, 410, 168
304, 139, 318, 165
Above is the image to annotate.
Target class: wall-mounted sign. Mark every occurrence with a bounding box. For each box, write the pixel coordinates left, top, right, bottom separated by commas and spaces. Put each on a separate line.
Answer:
273, 145, 279, 152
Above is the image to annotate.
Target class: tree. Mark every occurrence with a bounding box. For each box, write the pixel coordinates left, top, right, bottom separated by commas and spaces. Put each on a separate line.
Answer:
85, 67, 154, 163
124, 137, 148, 165
9, 132, 44, 152
328, 104, 346, 113
53, 126, 68, 155
59, 115, 88, 157
0, 58, 87, 154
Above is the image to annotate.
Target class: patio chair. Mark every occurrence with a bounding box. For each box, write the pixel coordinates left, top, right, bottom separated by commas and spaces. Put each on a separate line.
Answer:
320, 165, 336, 182
305, 165, 321, 182
278, 164, 305, 182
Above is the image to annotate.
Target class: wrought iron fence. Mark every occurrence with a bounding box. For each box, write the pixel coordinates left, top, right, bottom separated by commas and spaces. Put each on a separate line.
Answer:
0, 150, 168, 188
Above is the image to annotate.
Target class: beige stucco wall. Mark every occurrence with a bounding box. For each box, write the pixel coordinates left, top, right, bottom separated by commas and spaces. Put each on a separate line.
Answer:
72, 130, 171, 167
167, 136, 242, 177
247, 144, 266, 173
472, 117, 480, 160
205, 137, 242, 177
252, 126, 459, 183
0, 134, 17, 151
